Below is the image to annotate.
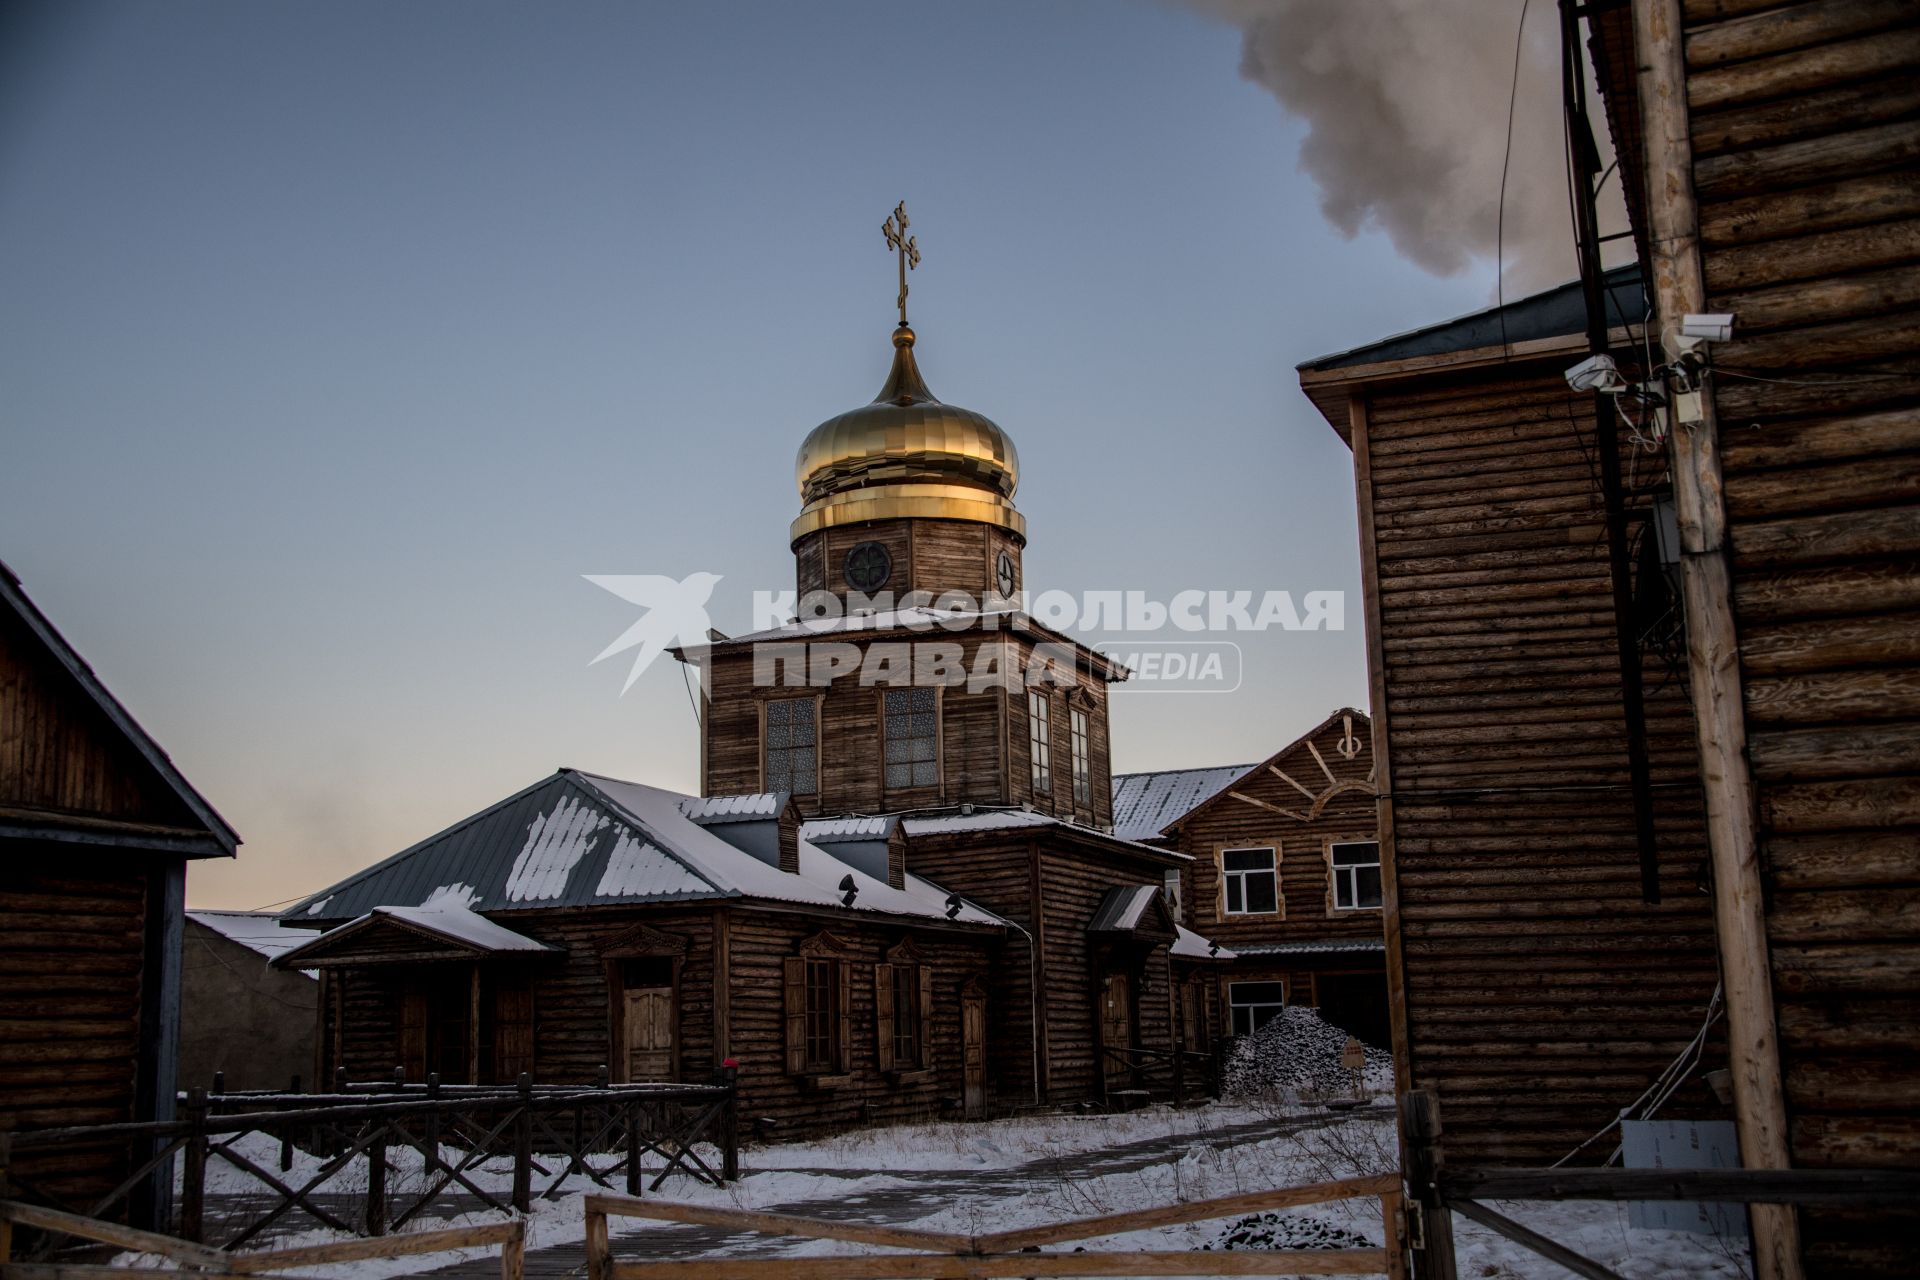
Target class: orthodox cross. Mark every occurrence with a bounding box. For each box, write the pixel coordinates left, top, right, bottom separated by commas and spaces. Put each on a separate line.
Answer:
882, 201, 920, 325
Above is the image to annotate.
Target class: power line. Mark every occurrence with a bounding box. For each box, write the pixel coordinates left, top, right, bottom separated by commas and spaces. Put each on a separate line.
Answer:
1495, 0, 1534, 355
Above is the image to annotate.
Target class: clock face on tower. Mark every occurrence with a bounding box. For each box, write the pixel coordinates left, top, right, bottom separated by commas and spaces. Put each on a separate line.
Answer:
995, 550, 1016, 598
845, 541, 892, 594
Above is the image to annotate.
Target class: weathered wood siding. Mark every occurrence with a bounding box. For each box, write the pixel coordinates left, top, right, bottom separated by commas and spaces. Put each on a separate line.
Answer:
1679, 2, 1920, 1270
0, 857, 150, 1210
701, 633, 1113, 828
1349, 363, 1722, 1164
793, 519, 1023, 607
323, 904, 998, 1138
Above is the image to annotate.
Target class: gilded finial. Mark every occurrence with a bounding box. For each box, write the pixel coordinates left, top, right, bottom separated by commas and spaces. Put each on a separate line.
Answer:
882, 201, 920, 326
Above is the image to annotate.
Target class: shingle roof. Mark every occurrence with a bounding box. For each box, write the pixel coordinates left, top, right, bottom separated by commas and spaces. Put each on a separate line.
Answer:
1109, 765, 1252, 842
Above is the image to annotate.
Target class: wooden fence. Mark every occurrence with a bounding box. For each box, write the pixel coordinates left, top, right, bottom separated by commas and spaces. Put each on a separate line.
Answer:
0, 1198, 524, 1280
581, 1175, 1406, 1279
1, 1075, 736, 1254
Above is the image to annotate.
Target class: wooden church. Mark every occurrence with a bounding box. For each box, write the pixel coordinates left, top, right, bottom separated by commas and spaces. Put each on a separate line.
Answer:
278, 241, 1232, 1129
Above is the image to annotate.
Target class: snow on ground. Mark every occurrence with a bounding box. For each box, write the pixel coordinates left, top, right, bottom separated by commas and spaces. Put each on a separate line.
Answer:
128, 1104, 1750, 1278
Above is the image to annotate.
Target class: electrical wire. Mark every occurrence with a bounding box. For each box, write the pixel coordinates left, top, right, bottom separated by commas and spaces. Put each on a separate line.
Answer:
1495, 0, 1533, 356
1549, 983, 1724, 1168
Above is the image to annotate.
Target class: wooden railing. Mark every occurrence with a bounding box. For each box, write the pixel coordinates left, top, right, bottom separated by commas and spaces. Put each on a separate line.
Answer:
581, 1174, 1406, 1278
0, 1199, 524, 1280
1098, 1045, 1219, 1104
1, 1075, 737, 1253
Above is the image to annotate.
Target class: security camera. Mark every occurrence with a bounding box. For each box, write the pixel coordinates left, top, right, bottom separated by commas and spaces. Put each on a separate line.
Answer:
1680, 313, 1734, 342
1565, 353, 1627, 394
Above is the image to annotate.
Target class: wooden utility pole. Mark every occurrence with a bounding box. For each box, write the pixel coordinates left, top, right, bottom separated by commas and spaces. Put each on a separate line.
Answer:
1630, 2, 1801, 1277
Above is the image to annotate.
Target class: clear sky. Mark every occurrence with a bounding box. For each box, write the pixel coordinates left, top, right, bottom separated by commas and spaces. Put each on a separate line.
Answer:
1, 0, 1528, 909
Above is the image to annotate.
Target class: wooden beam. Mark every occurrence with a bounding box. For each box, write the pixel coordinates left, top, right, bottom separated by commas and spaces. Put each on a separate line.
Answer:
977, 1174, 1400, 1251
585, 1196, 978, 1254
610, 1252, 1391, 1279
1268, 765, 1320, 803
1448, 1200, 1626, 1280
1304, 739, 1340, 788
1441, 1166, 1920, 1204
1228, 791, 1307, 823
1634, 3, 1801, 1278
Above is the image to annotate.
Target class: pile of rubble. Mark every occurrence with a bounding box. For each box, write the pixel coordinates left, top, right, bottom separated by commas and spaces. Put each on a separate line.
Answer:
1222, 1004, 1393, 1103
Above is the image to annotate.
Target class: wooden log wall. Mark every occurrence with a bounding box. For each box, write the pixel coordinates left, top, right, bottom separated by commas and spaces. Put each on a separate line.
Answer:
1349, 362, 1723, 1165
1166, 710, 1383, 953
0, 855, 152, 1213
326, 905, 998, 1139
1678, 2, 1920, 1271
702, 633, 1113, 828
0, 603, 195, 828
793, 519, 1024, 608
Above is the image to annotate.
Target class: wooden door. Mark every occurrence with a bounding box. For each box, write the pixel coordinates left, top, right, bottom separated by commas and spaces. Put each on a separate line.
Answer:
1100, 972, 1133, 1093
624, 987, 675, 1081
1179, 980, 1206, 1053
961, 987, 987, 1120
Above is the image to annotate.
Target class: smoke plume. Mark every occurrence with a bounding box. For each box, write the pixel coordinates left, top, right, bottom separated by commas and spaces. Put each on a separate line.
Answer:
1184, 0, 1623, 295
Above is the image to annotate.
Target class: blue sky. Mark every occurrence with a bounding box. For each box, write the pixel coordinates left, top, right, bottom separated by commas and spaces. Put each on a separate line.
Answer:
1, 1, 1521, 908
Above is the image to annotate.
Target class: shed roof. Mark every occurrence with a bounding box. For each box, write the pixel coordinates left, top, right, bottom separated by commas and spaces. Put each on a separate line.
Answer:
186, 910, 316, 962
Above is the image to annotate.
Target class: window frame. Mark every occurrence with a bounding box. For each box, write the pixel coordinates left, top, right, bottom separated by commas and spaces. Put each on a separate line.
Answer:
1218, 845, 1281, 918
1327, 840, 1383, 913
761, 694, 821, 796
1069, 706, 1091, 807
879, 686, 941, 792
784, 932, 854, 1079
1228, 979, 1288, 1037
875, 938, 934, 1076
1027, 691, 1052, 795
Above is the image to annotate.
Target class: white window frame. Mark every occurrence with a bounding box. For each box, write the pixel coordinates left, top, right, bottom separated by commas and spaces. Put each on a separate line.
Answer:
1027, 692, 1052, 794
1219, 846, 1279, 918
1328, 840, 1383, 912
1069, 707, 1091, 806
1228, 979, 1287, 1037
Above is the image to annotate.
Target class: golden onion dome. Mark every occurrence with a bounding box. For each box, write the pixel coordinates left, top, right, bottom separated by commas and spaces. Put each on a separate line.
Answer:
791, 325, 1025, 545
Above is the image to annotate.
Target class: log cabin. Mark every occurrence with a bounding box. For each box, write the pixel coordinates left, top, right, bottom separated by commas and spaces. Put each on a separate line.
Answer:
1114, 708, 1390, 1049
279, 314, 1232, 1129
1304, 1, 1920, 1274
1588, 3, 1920, 1274
0, 560, 240, 1227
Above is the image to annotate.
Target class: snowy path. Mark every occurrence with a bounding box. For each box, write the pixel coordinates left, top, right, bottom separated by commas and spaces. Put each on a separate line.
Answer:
417, 1109, 1374, 1278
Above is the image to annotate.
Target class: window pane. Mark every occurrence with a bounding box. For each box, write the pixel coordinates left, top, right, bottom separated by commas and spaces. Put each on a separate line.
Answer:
1244, 872, 1278, 914
767, 723, 789, 750
1249, 1004, 1283, 1033
1332, 842, 1379, 867
912, 760, 937, 786
767, 700, 791, 727
1356, 865, 1383, 908
792, 700, 814, 729
1230, 981, 1288, 1005
885, 763, 909, 788
1223, 848, 1273, 872
1225, 876, 1243, 914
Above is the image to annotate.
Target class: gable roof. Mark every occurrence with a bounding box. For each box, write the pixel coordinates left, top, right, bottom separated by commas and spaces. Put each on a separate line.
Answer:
0, 560, 238, 857
1088, 884, 1176, 939
280, 769, 1010, 931
1110, 765, 1253, 842
1159, 707, 1374, 837
277, 904, 557, 968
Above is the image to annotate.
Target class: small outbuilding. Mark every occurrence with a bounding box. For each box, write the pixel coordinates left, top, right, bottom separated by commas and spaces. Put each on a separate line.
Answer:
180, 911, 319, 1093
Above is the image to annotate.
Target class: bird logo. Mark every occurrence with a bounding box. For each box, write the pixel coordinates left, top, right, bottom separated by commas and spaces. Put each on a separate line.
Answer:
584, 571, 723, 694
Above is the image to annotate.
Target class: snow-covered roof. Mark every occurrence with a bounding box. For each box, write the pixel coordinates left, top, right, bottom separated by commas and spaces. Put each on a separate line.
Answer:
187, 910, 317, 962
803, 815, 898, 842
1230, 938, 1385, 957
680, 793, 786, 823
374, 905, 557, 952
1172, 924, 1236, 960
280, 770, 1010, 933
1109, 765, 1252, 842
